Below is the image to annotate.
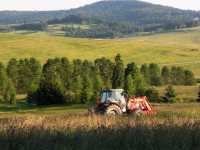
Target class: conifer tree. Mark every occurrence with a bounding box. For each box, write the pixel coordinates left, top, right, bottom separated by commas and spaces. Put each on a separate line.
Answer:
161, 66, 170, 84
95, 57, 114, 88
125, 74, 136, 96
140, 64, 150, 84
149, 63, 162, 86
112, 54, 124, 88
184, 70, 196, 85
80, 74, 93, 104
133, 73, 147, 96
71, 75, 83, 103
93, 68, 103, 97
7, 58, 18, 89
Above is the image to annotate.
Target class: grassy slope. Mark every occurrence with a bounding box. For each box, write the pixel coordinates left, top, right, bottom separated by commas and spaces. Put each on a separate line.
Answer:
0, 27, 200, 77
156, 85, 199, 102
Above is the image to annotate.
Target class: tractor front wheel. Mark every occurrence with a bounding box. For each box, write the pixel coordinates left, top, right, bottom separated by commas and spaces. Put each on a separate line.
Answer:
106, 105, 122, 115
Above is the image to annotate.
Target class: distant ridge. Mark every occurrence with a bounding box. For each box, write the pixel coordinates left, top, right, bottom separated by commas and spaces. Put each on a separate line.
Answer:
0, 0, 200, 37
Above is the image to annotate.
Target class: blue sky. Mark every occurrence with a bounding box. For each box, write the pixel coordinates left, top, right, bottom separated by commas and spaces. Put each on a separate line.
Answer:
0, 0, 200, 11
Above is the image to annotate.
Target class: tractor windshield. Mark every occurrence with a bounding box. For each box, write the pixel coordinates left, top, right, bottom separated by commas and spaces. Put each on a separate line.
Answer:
101, 90, 125, 103
101, 91, 111, 103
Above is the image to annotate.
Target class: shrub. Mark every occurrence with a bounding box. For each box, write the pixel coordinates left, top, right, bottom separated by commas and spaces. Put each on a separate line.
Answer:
28, 78, 66, 105
162, 85, 176, 103
145, 87, 159, 102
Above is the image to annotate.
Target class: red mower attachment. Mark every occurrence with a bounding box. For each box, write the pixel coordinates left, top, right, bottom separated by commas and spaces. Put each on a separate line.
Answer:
127, 96, 155, 115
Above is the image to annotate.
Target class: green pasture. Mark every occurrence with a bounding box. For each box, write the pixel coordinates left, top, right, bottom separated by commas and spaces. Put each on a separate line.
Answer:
0, 85, 199, 117
0, 27, 199, 77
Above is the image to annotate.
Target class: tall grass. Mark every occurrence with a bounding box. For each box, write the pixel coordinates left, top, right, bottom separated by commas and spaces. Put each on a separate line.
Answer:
1, 114, 200, 150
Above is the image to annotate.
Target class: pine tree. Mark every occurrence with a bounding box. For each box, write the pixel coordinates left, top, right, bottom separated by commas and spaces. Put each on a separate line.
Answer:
125, 74, 136, 96
140, 64, 150, 84
112, 54, 124, 88
7, 58, 18, 89
80, 74, 93, 104
176, 67, 185, 85
133, 73, 147, 96
184, 70, 196, 85
93, 68, 103, 97
95, 57, 113, 88
171, 66, 185, 85
125, 62, 138, 78
28, 57, 42, 92
149, 63, 162, 86
28, 74, 66, 105
60, 57, 72, 89
161, 66, 170, 84
71, 75, 83, 103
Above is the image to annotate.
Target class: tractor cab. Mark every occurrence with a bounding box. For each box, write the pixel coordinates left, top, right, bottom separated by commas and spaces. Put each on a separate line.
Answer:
99, 89, 127, 112
100, 89, 125, 103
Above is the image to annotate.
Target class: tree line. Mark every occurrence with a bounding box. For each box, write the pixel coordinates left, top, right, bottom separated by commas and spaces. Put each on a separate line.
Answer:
0, 55, 197, 105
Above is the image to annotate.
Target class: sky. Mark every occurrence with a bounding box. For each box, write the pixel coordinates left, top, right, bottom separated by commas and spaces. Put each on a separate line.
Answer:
0, 0, 200, 11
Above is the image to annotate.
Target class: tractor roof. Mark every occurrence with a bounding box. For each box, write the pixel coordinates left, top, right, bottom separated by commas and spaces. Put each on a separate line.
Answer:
101, 89, 124, 92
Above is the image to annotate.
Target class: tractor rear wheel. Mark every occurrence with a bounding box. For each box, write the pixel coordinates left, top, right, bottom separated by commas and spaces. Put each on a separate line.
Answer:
106, 105, 122, 115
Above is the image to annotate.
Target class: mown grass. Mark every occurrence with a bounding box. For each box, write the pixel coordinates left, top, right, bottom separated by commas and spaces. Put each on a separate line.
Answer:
0, 27, 200, 77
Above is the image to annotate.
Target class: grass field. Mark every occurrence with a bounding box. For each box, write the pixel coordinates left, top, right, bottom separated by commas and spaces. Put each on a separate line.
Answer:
156, 85, 199, 102
0, 27, 200, 77
0, 85, 198, 117
1, 103, 200, 150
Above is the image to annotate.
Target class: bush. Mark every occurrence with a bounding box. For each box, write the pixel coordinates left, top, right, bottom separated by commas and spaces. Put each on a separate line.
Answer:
28, 78, 66, 105
162, 85, 176, 103
145, 88, 159, 102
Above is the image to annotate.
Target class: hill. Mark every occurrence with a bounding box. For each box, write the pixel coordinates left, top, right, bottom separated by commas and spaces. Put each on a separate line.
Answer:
68, 0, 199, 26
0, 27, 200, 77
0, 0, 200, 37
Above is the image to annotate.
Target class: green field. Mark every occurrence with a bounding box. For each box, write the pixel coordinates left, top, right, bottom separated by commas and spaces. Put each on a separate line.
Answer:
0, 85, 198, 117
0, 27, 200, 77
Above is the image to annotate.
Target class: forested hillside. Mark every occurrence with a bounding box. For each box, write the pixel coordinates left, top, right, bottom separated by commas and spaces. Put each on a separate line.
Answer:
0, 0, 200, 38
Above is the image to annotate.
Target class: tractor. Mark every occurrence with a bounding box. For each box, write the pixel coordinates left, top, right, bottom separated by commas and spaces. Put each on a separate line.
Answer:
92, 89, 154, 115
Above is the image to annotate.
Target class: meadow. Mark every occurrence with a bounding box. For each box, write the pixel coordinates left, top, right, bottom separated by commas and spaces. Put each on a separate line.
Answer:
0, 85, 199, 150
0, 27, 200, 77
1, 103, 200, 150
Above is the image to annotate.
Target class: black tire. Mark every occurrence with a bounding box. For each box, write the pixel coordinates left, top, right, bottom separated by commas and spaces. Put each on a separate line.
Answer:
106, 104, 122, 115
